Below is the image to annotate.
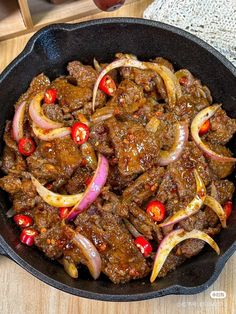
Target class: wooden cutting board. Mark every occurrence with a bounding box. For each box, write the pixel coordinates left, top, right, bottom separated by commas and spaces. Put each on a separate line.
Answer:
0, 1, 235, 313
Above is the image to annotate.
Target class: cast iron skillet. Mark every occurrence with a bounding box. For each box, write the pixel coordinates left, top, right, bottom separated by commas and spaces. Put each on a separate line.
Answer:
0, 18, 235, 301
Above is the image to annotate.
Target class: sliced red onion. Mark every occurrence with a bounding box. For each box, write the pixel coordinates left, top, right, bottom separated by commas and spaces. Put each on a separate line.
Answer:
31, 175, 83, 207
204, 195, 227, 228
29, 92, 63, 130
66, 154, 109, 221
12, 101, 26, 142
158, 122, 189, 166
150, 228, 220, 282
72, 231, 102, 280
32, 123, 71, 141
191, 104, 236, 162
159, 170, 206, 227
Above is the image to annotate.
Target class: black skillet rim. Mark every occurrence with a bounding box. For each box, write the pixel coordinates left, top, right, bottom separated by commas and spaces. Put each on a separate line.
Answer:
0, 17, 236, 301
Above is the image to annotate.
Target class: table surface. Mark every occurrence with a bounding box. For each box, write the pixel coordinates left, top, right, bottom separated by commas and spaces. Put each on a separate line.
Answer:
0, 1, 235, 313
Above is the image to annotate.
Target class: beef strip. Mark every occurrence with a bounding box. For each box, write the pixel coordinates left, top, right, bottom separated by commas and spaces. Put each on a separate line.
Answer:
89, 122, 114, 156
205, 107, 236, 145
167, 141, 213, 199
74, 208, 150, 283
206, 142, 235, 178
107, 79, 146, 114
106, 117, 161, 176
51, 78, 92, 112
27, 137, 82, 182
67, 61, 98, 88
15, 73, 50, 108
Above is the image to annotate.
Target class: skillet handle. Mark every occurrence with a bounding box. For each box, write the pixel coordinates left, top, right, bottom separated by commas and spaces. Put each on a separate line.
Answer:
0, 244, 8, 257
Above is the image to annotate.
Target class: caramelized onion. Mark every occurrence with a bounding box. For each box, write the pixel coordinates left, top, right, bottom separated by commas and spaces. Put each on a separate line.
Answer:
29, 92, 63, 129
32, 123, 71, 141
31, 175, 83, 207
191, 104, 236, 162
204, 195, 227, 228
12, 101, 26, 142
66, 154, 109, 221
158, 122, 189, 166
159, 170, 206, 227
150, 228, 220, 283
72, 231, 102, 280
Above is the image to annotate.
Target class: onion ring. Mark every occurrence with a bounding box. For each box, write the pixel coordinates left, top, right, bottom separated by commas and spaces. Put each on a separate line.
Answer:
12, 101, 26, 142
29, 92, 63, 130
32, 123, 71, 141
66, 154, 109, 221
31, 175, 83, 207
150, 228, 220, 282
158, 122, 189, 166
204, 195, 227, 228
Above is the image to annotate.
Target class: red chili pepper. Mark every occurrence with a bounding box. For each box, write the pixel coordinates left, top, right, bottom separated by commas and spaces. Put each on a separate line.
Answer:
99, 75, 116, 96
44, 88, 57, 104
179, 76, 188, 86
18, 137, 36, 156
199, 119, 211, 136
59, 207, 71, 220
71, 122, 89, 145
146, 200, 166, 222
13, 214, 33, 228
134, 236, 153, 257
224, 201, 233, 219
20, 228, 38, 246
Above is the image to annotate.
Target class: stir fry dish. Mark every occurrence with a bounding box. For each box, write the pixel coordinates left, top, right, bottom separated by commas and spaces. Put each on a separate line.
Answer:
0, 54, 235, 284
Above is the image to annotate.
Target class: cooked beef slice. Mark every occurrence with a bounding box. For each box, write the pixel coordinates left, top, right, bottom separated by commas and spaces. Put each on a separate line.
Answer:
206, 142, 235, 178
67, 61, 98, 88
128, 204, 163, 242
119, 166, 165, 214
74, 209, 150, 283
35, 223, 66, 259
106, 117, 161, 176
15, 73, 50, 108
27, 137, 82, 182
42, 103, 64, 122
108, 79, 146, 113
211, 180, 235, 205
168, 141, 212, 199
158, 252, 186, 277
1, 145, 26, 174
206, 107, 236, 145
89, 122, 114, 156
173, 95, 209, 123
51, 78, 92, 112
64, 166, 92, 194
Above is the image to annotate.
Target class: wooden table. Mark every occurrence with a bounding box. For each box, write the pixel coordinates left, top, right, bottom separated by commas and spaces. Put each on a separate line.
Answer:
0, 1, 235, 313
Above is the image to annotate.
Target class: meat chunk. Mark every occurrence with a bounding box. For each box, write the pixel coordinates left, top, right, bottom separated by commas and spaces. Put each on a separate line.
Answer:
89, 122, 114, 156
108, 79, 146, 113
42, 103, 64, 122
64, 167, 92, 194
35, 224, 66, 259
27, 137, 82, 182
0, 174, 22, 194
15, 73, 50, 108
206, 107, 236, 144
168, 141, 212, 199
67, 61, 98, 88
74, 209, 150, 283
211, 180, 235, 205
51, 78, 92, 112
106, 118, 161, 176
206, 142, 235, 178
